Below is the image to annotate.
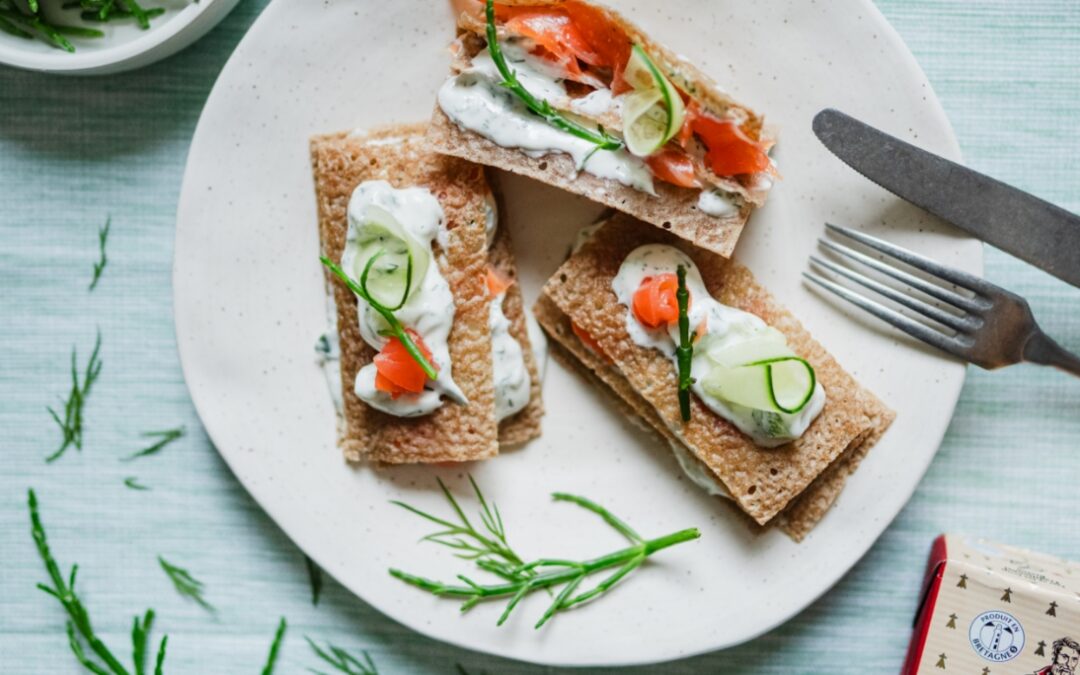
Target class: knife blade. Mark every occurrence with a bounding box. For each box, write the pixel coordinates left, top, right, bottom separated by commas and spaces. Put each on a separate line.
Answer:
812, 108, 1080, 288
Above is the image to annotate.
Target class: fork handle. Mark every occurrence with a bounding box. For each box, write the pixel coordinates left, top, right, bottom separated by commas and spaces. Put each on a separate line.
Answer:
1024, 331, 1080, 378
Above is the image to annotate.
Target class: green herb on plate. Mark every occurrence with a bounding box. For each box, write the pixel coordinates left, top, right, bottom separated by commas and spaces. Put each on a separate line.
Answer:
391, 476, 530, 584
307, 637, 379, 675
261, 617, 287, 675
484, 0, 623, 155
123, 476, 150, 491
304, 554, 323, 606
28, 488, 168, 674
89, 216, 110, 291
158, 556, 213, 612
46, 331, 103, 463
123, 427, 185, 462
390, 479, 700, 628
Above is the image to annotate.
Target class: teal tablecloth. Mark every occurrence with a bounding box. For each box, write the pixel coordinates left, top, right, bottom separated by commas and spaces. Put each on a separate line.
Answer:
2, 1, 1079, 672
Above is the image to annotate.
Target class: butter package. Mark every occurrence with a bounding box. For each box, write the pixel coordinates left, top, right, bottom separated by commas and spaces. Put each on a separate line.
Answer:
904, 534, 1080, 673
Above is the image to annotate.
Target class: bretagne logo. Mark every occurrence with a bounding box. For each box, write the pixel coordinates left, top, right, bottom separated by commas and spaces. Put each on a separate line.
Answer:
968, 610, 1025, 662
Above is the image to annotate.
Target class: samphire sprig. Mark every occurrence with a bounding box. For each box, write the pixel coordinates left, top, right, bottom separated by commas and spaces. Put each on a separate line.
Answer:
390, 478, 700, 628
29, 488, 168, 675
158, 556, 213, 612
0, 0, 165, 53
320, 253, 438, 379
307, 636, 379, 675
260, 617, 287, 675
47, 330, 103, 463
391, 476, 531, 584
485, 0, 623, 153
123, 427, 185, 462
89, 216, 110, 291
675, 264, 693, 421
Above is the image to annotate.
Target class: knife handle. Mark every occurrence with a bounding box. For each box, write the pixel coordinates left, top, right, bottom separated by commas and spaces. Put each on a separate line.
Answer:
1024, 330, 1080, 378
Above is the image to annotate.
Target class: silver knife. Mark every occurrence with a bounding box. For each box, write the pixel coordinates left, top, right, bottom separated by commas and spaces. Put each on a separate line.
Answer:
812, 108, 1080, 288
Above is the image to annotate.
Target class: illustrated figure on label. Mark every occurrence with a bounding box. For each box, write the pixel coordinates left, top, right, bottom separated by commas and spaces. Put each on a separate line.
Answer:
1033, 637, 1080, 675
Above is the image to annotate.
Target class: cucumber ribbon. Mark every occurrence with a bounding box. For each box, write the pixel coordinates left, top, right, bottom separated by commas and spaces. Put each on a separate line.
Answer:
701, 332, 816, 415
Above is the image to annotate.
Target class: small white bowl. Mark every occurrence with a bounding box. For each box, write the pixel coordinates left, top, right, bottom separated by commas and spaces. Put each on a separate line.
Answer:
0, 0, 241, 75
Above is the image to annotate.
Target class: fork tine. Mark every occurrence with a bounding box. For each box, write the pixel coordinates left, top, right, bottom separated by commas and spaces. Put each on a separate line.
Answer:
803, 271, 971, 358
808, 256, 980, 333
825, 223, 995, 296
818, 237, 984, 314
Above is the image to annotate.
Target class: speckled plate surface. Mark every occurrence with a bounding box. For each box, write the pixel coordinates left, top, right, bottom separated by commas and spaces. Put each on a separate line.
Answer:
173, 0, 979, 666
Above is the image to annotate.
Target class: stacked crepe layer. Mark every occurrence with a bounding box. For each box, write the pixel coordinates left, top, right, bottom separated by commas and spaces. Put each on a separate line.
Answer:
310, 125, 543, 464
533, 215, 894, 540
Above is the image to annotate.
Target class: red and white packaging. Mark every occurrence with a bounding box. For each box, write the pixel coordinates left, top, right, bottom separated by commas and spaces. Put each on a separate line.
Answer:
904, 534, 1080, 673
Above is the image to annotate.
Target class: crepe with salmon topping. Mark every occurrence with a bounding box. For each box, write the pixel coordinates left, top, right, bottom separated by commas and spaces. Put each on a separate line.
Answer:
429, 0, 776, 259
311, 124, 542, 463
535, 214, 893, 532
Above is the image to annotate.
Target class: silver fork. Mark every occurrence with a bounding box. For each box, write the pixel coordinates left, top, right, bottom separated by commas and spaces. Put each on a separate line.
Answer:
803, 223, 1080, 377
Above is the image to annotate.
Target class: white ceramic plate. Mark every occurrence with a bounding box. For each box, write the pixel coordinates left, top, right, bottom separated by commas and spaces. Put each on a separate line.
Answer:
0, 0, 239, 74
174, 0, 979, 666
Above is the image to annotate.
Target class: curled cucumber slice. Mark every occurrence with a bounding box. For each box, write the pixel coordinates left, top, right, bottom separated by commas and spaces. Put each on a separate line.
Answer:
351, 205, 429, 309
701, 334, 817, 414
622, 45, 686, 157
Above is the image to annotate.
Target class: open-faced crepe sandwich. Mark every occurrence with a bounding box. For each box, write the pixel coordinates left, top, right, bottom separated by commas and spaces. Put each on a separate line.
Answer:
534, 215, 894, 540
311, 124, 543, 464
429, 0, 776, 259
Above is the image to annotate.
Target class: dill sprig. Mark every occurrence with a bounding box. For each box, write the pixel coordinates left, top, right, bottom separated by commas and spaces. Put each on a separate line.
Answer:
29, 489, 168, 675
123, 477, 150, 491
305, 555, 323, 606
158, 556, 213, 612
123, 427, 185, 462
391, 476, 531, 584
675, 264, 693, 422
307, 637, 379, 675
260, 617, 287, 675
390, 479, 700, 628
89, 217, 110, 291
485, 0, 623, 153
320, 253, 437, 380
46, 331, 103, 463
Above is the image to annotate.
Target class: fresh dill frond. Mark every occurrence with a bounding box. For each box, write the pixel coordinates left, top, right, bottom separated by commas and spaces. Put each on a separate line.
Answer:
89, 216, 110, 291
158, 556, 213, 612
29, 489, 168, 674
46, 331, 103, 463
305, 554, 323, 606
123, 476, 150, 491
123, 427, 185, 461
391, 478, 700, 628
306, 636, 379, 675
260, 617, 287, 675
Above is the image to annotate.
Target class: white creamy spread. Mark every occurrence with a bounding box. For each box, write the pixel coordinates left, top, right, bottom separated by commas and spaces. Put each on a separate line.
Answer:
525, 312, 548, 382
489, 292, 531, 421
342, 181, 466, 417
314, 293, 343, 415
437, 40, 656, 195
570, 88, 620, 117
696, 188, 740, 217
612, 244, 826, 447
571, 221, 605, 254
669, 440, 731, 499
481, 197, 533, 421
